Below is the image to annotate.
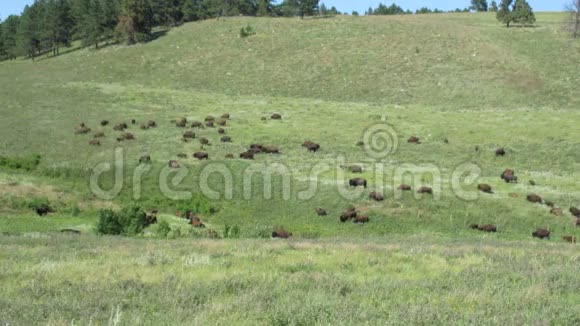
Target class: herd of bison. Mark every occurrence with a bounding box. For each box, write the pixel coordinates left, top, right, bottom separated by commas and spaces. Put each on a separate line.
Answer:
72, 113, 578, 243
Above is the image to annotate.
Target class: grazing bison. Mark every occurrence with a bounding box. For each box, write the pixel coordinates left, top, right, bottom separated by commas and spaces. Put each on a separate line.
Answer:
199, 137, 210, 145
183, 131, 195, 139
168, 160, 180, 168
193, 152, 209, 160
218, 128, 225, 134
495, 148, 506, 156
89, 139, 101, 146
562, 236, 577, 243
240, 151, 254, 160
443, 137, 449, 144
176, 118, 187, 128
75, 123, 91, 134
221, 136, 232, 143
100, 120, 109, 126
205, 121, 215, 128
140, 124, 149, 130
139, 155, 151, 164
550, 207, 563, 216
306, 143, 320, 152
340, 209, 357, 222
356, 141, 364, 147
529, 180, 536, 186
216, 119, 227, 126
349, 178, 367, 188
221, 113, 230, 119
147, 120, 156, 128
526, 194, 543, 204
60, 229, 81, 235
470, 224, 497, 232
190, 215, 205, 228
116, 137, 124, 142
353, 215, 370, 224
131, 119, 136, 125
113, 122, 128, 131
35, 204, 53, 216
315, 208, 327, 216
249, 144, 263, 153
532, 228, 550, 239
204, 116, 215, 122
544, 201, 555, 208
570, 207, 580, 218
478, 184, 493, 194
407, 136, 420, 144
191, 121, 203, 128
225, 154, 234, 159
369, 192, 384, 201
123, 132, 135, 140
272, 229, 292, 238
398, 184, 412, 191
417, 187, 433, 194
501, 169, 518, 183
271, 114, 282, 120
262, 146, 280, 154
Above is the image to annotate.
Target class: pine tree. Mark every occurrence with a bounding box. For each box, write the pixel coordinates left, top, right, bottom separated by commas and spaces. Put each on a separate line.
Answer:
471, 0, 488, 12
512, 0, 535, 26
496, 0, 513, 27
490, 1, 498, 12
117, 0, 154, 44
256, 0, 271, 16
298, 0, 319, 18
18, 3, 44, 60
2, 15, 20, 59
0, 22, 5, 60
182, 0, 202, 21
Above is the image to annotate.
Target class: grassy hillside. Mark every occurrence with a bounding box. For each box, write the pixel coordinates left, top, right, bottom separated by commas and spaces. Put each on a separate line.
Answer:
0, 12, 579, 324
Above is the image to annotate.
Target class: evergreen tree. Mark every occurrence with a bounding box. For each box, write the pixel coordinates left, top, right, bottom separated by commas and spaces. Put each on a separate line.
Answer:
182, 0, 202, 21
496, 0, 513, 27
2, 15, 20, 59
18, 3, 44, 60
471, 0, 488, 12
256, 0, 271, 17
117, 0, 154, 44
319, 3, 328, 15
0, 22, 5, 59
351, 10, 359, 16
512, 0, 535, 26
490, 1, 498, 12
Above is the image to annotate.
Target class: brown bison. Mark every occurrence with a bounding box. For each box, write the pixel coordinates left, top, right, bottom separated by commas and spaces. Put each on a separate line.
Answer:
221, 113, 230, 119
89, 139, 101, 146
193, 152, 209, 160
123, 132, 135, 140
116, 137, 124, 142
315, 208, 327, 216
240, 152, 254, 160
183, 131, 196, 139
131, 119, 136, 125
205, 121, 215, 128
478, 184, 493, 194
469, 224, 497, 232
262, 146, 280, 154
544, 201, 555, 208
190, 215, 205, 228
526, 194, 543, 204
398, 184, 412, 191
408, 136, 420, 144
75, 123, 91, 134
353, 215, 370, 224
216, 119, 227, 126
369, 192, 384, 201
501, 169, 518, 183
532, 228, 550, 239
168, 160, 180, 168
356, 141, 364, 147
417, 186, 433, 194
495, 148, 506, 156
550, 207, 563, 216
271, 113, 282, 120
562, 236, 577, 243
140, 124, 149, 130
349, 178, 367, 188
570, 207, 580, 218
306, 143, 320, 152
199, 137, 210, 145
100, 120, 109, 126
272, 229, 292, 238
191, 121, 203, 128
139, 155, 151, 163
249, 144, 264, 153
204, 116, 215, 122
175, 118, 187, 128
93, 132, 105, 138
529, 180, 536, 186
35, 204, 54, 216
218, 128, 226, 134
113, 123, 128, 131
340, 209, 357, 222
147, 120, 156, 128
221, 136, 232, 143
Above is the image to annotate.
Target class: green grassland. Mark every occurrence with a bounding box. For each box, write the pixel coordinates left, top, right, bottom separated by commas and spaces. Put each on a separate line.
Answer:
0, 12, 579, 324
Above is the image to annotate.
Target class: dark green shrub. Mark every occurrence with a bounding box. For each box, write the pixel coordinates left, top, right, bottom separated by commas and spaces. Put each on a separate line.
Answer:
26, 197, 50, 211
156, 220, 171, 238
0, 154, 41, 171
175, 195, 216, 215
96, 204, 149, 236
240, 24, 256, 38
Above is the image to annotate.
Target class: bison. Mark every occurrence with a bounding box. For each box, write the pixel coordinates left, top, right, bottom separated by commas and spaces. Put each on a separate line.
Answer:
221, 113, 230, 119
261, 146, 280, 154
89, 139, 101, 146
417, 187, 433, 194
221, 136, 232, 143
532, 228, 550, 239
35, 204, 53, 216
550, 207, 563, 216
349, 178, 367, 188
140, 124, 149, 130
100, 120, 109, 126
478, 184, 493, 194
353, 215, 370, 224
495, 148, 506, 156
113, 123, 128, 131
562, 236, 577, 243
272, 229, 292, 238
470, 224, 497, 232
183, 131, 196, 139
191, 121, 203, 128
369, 192, 384, 201
147, 120, 156, 128
175, 118, 187, 128
340, 209, 357, 222
526, 194, 543, 204
190, 215, 205, 228
168, 160, 180, 168
501, 169, 518, 183
75, 123, 91, 134
240, 152, 254, 160
93, 132, 105, 138
199, 137, 210, 145
139, 155, 151, 164
271, 113, 282, 120
123, 132, 135, 140
218, 128, 226, 134
570, 207, 580, 218
204, 116, 215, 122
216, 119, 227, 126
398, 184, 412, 191
205, 121, 215, 128
193, 152, 209, 160
306, 143, 320, 152
315, 208, 327, 216
407, 136, 420, 144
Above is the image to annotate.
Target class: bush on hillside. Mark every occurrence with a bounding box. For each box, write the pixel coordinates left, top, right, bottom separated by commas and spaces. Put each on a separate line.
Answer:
240, 24, 256, 38
96, 204, 150, 236
0, 154, 41, 171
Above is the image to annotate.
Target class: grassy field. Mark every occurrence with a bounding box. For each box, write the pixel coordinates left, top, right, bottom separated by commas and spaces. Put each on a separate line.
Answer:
0, 12, 579, 324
